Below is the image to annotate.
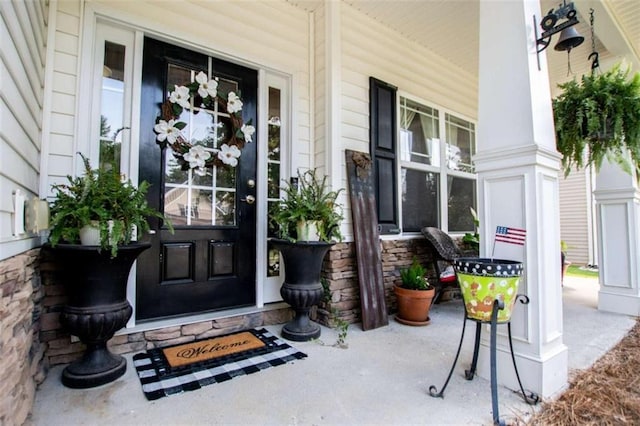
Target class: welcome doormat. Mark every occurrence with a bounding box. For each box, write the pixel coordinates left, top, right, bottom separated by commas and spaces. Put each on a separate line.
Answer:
162, 331, 266, 368
132, 328, 307, 400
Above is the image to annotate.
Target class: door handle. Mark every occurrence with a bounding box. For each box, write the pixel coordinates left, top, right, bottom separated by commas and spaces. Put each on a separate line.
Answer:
241, 195, 256, 204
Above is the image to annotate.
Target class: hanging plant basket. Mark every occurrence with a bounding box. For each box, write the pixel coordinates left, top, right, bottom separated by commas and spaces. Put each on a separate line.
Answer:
553, 64, 640, 177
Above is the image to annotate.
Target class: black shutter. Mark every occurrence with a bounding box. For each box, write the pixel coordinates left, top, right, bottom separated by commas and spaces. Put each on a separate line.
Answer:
369, 77, 399, 234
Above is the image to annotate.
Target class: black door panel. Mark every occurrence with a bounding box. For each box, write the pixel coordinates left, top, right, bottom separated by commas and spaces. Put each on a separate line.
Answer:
136, 37, 257, 322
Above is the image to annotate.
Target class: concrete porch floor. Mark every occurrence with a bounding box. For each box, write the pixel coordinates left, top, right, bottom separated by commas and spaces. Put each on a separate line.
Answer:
31, 275, 635, 425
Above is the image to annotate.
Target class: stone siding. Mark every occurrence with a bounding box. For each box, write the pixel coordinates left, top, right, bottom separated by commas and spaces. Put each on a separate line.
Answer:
316, 237, 433, 326
0, 249, 46, 426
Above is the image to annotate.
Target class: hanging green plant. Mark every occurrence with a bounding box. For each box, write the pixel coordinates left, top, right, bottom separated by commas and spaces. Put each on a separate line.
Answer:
553, 64, 640, 177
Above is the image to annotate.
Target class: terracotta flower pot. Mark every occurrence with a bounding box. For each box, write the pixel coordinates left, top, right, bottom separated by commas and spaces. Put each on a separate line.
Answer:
453, 258, 523, 323
394, 285, 435, 326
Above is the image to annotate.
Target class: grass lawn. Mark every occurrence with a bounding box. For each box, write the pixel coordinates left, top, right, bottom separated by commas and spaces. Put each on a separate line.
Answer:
566, 264, 599, 279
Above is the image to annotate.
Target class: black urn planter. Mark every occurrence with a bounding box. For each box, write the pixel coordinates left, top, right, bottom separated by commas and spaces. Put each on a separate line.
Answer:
45, 242, 150, 388
270, 239, 334, 341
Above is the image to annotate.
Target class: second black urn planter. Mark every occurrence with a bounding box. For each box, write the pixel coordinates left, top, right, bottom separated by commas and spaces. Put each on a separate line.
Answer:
271, 239, 334, 341
46, 242, 150, 388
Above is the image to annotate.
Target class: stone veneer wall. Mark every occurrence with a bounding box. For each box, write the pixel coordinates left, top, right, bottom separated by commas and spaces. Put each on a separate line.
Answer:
316, 237, 432, 326
0, 249, 47, 426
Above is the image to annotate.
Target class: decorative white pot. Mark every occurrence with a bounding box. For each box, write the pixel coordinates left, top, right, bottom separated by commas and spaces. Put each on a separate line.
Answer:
79, 220, 121, 246
79, 222, 101, 246
296, 220, 320, 241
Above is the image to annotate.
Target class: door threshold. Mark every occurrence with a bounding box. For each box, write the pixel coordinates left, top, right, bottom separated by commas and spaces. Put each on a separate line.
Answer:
117, 302, 289, 336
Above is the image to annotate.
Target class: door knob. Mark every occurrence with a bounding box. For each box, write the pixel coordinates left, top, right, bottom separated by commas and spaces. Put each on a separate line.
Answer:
241, 195, 256, 204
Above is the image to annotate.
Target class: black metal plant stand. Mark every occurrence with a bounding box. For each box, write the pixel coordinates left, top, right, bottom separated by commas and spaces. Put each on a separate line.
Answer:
429, 294, 539, 425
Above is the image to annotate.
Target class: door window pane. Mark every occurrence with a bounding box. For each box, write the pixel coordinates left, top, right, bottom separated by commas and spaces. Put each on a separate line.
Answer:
99, 41, 126, 173
162, 64, 238, 227
214, 190, 236, 226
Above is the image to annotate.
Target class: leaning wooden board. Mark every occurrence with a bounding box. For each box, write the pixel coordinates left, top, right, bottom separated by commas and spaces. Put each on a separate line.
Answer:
345, 149, 389, 330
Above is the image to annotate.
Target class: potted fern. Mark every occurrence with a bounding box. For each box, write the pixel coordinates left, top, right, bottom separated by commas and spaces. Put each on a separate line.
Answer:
268, 169, 344, 341
269, 169, 344, 242
48, 153, 172, 257
45, 153, 172, 388
394, 258, 435, 326
553, 64, 640, 177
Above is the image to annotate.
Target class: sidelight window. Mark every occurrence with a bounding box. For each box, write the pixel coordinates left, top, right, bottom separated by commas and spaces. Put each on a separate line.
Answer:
267, 87, 283, 277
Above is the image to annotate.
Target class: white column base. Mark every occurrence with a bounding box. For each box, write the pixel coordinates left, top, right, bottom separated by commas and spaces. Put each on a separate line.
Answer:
476, 334, 568, 399
598, 290, 640, 316
594, 159, 640, 317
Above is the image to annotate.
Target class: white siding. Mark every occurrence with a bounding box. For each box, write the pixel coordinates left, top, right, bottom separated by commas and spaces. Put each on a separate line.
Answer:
0, 0, 49, 260
335, 3, 478, 239
559, 167, 593, 264
42, 1, 81, 195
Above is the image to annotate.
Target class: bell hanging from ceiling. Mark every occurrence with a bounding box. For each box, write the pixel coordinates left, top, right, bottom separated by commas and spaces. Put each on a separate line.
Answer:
554, 27, 585, 51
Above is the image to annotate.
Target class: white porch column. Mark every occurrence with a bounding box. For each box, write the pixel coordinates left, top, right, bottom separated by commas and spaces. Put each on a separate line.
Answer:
594, 160, 640, 315
474, 0, 567, 398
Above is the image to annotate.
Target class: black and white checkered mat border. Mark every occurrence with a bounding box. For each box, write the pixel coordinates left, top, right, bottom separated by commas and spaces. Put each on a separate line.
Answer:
132, 328, 307, 400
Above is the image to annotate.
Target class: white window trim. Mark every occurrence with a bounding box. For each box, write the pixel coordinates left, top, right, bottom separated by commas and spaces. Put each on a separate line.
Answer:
397, 91, 478, 235
77, 17, 141, 327
258, 71, 292, 306
77, 18, 137, 177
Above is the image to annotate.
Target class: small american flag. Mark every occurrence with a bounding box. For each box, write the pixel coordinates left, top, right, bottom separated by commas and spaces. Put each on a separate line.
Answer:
495, 226, 526, 246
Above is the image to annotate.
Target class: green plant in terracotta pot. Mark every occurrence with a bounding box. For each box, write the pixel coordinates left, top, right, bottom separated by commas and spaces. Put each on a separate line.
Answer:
553, 64, 640, 177
394, 258, 435, 326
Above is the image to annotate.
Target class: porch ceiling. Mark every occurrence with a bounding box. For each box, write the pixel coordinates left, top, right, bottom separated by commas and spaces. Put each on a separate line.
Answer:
287, 0, 640, 93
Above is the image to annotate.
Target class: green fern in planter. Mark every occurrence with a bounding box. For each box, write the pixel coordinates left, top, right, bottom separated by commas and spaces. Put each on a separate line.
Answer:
49, 153, 172, 257
553, 64, 640, 177
269, 169, 344, 242
399, 258, 431, 291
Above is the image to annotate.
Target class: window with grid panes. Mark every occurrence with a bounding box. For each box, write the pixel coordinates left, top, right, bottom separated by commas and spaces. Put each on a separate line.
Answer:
399, 96, 477, 233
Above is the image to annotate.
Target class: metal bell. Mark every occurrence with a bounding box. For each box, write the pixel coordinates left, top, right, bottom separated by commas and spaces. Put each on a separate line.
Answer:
554, 26, 584, 51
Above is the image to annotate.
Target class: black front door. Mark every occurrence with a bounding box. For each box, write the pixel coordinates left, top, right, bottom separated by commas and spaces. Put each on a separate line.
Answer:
136, 37, 257, 322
